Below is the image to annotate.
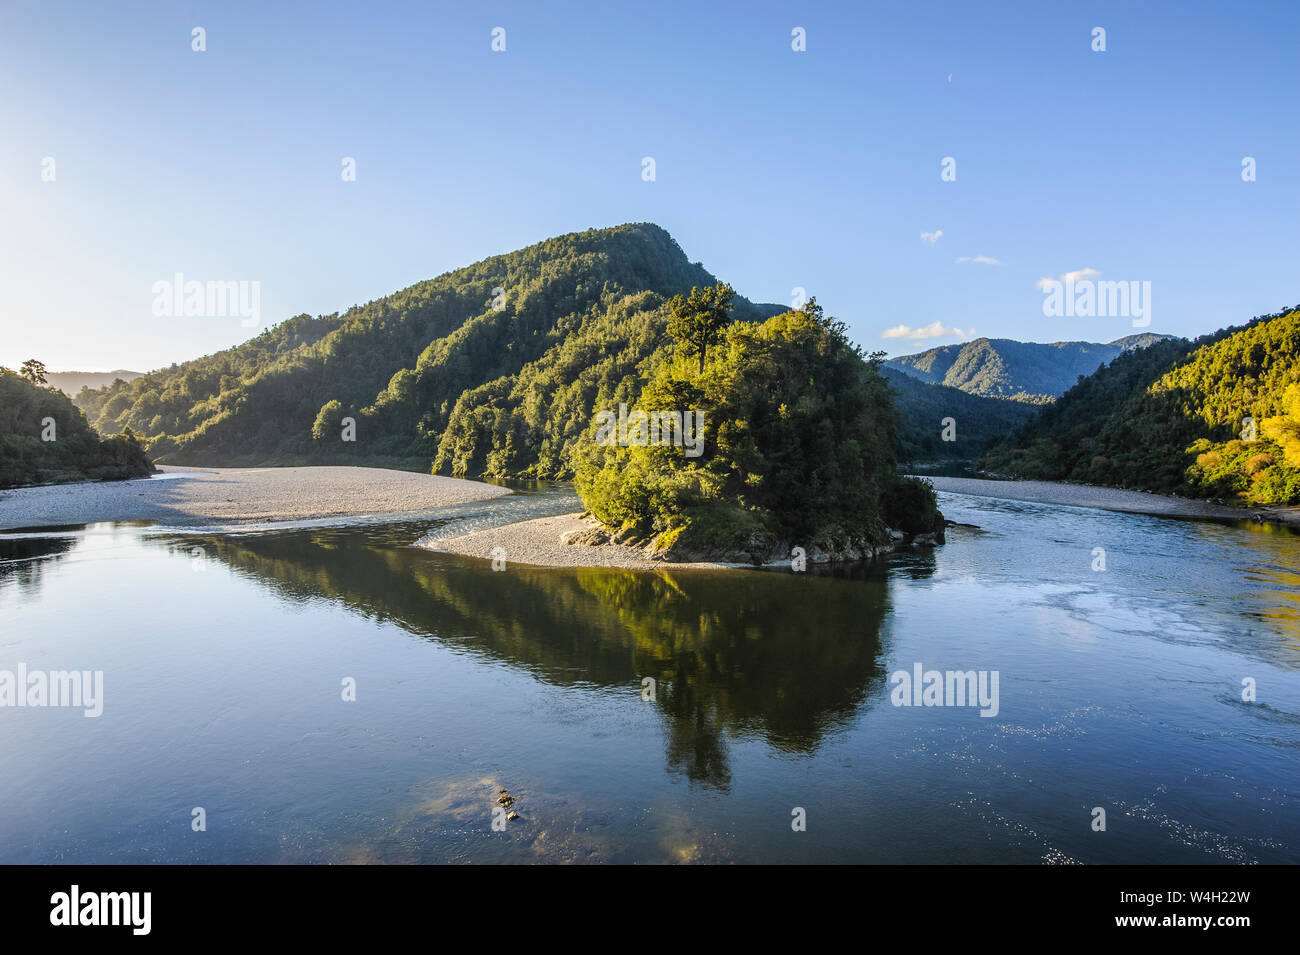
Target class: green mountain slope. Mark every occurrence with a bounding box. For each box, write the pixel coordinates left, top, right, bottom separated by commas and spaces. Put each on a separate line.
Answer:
980, 307, 1300, 504
75, 224, 782, 472
76, 223, 1017, 476
880, 368, 1038, 462
886, 334, 1177, 401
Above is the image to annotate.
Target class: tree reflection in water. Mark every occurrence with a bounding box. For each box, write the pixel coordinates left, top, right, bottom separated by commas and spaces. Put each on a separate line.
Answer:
170, 522, 912, 791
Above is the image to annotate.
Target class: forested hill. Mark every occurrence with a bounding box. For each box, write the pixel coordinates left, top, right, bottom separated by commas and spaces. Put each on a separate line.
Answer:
1, 367, 152, 488
980, 307, 1300, 505
74, 224, 785, 472
880, 367, 1038, 462
71, 222, 1063, 478
886, 334, 1177, 402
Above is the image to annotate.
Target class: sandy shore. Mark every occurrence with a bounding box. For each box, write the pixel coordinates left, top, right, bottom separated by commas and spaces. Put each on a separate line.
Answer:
925, 476, 1300, 527
428, 512, 746, 571
0, 465, 511, 530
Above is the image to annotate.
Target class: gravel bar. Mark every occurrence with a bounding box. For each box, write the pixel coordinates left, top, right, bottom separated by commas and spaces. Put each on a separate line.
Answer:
0, 465, 511, 530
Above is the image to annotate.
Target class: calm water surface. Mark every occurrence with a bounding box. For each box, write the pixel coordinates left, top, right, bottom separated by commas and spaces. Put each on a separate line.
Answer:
1, 484, 1297, 863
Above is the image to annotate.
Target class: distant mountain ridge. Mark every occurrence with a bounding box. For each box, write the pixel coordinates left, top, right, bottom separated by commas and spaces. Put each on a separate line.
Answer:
886, 334, 1179, 401
46, 369, 142, 396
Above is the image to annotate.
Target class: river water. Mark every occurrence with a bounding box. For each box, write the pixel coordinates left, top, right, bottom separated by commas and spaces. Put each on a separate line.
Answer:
1, 484, 1297, 863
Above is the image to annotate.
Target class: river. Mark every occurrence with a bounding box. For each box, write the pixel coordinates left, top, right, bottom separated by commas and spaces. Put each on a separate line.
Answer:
1, 483, 1296, 863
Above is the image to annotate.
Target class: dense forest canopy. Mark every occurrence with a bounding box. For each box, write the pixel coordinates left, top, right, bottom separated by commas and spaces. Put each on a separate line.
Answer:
574, 296, 944, 561
881, 367, 1039, 462
981, 307, 1300, 505
61, 225, 951, 557
74, 224, 784, 472
50, 222, 1299, 516
72, 222, 1005, 477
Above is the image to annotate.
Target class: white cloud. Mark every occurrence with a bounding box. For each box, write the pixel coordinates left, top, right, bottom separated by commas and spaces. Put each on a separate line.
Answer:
882, 321, 976, 341
1036, 267, 1100, 290
920, 230, 943, 245
955, 255, 1001, 265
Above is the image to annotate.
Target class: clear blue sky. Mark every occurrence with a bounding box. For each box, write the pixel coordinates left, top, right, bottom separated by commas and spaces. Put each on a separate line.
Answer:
2, 0, 1296, 371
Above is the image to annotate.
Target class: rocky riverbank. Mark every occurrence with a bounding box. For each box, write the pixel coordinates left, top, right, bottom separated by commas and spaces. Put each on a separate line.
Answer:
428, 511, 941, 570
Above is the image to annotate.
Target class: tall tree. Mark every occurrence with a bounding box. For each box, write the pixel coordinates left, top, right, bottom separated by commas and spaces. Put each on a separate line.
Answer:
19, 358, 48, 386
667, 283, 735, 375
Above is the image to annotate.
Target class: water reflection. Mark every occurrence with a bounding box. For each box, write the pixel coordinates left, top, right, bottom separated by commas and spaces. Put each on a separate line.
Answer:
160, 523, 895, 790
3, 498, 1299, 863
0, 532, 78, 598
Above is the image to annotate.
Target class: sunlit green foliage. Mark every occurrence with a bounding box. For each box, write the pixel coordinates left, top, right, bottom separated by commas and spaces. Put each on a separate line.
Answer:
311, 400, 345, 441
981, 307, 1300, 504
666, 283, 735, 374
1262, 384, 1300, 468
574, 297, 942, 558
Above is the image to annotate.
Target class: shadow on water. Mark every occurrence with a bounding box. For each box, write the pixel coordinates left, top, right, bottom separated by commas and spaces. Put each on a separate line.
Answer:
149, 522, 900, 791
0, 532, 78, 598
